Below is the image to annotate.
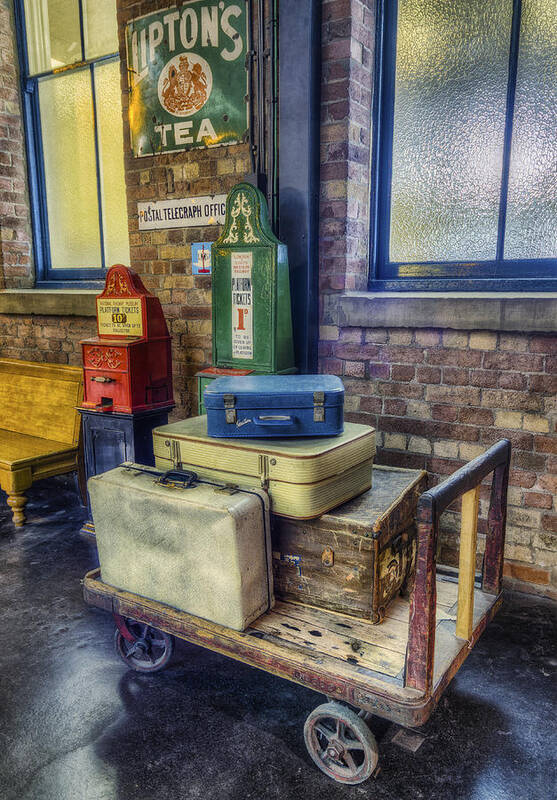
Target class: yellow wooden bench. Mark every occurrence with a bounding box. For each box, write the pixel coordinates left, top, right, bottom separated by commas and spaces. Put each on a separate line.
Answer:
0, 358, 84, 527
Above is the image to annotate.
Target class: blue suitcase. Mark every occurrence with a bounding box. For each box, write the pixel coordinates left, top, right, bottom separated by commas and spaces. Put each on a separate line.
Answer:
204, 375, 344, 438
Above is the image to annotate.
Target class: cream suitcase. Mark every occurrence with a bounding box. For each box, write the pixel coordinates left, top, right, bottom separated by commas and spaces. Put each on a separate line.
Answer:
88, 463, 273, 631
153, 416, 375, 519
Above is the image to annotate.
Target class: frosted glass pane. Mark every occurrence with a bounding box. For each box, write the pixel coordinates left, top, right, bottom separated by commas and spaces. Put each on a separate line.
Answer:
24, 0, 81, 75
83, 0, 119, 60
39, 70, 101, 268
95, 61, 130, 267
504, 0, 557, 260
390, 0, 513, 263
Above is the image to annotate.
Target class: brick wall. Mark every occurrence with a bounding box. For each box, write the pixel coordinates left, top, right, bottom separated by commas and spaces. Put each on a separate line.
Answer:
0, 313, 95, 364
318, 326, 556, 595
320, 0, 374, 293
0, 0, 33, 289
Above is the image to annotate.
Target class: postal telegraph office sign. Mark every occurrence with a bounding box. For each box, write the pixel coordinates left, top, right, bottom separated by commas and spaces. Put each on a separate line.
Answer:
126, 2, 248, 156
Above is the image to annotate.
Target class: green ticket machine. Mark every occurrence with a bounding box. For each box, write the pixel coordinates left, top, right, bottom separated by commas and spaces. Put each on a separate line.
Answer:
212, 182, 295, 373
197, 182, 296, 413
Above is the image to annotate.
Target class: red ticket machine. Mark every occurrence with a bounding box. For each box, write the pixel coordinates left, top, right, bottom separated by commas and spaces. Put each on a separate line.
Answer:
80, 265, 173, 413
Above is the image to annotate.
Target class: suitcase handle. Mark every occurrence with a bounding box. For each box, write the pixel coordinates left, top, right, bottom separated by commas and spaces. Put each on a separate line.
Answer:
156, 469, 198, 489
253, 415, 296, 426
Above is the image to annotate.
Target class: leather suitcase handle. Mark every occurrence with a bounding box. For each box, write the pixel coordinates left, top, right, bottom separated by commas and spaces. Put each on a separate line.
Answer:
157, 469, 198, 489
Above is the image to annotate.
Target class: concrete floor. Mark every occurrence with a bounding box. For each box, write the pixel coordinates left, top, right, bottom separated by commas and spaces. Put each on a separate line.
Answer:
0, 477, 555, 800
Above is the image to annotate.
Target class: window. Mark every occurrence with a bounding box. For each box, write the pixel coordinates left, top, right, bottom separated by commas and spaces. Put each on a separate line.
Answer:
370, 0, 557, 290
16, 0, 129, 284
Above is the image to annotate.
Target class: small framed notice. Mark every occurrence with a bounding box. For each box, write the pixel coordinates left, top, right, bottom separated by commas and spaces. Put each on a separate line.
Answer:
231, 252, 253, 359
97, 298, 144, 337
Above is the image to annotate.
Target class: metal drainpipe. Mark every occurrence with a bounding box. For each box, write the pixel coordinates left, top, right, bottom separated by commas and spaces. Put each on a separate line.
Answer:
269, 0, 278, 229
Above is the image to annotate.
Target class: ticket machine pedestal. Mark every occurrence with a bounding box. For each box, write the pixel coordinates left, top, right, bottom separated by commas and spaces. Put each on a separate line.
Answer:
79, 406, 173, 537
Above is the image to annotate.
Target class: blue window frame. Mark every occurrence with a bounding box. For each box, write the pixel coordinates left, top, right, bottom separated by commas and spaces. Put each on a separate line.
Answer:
14, 0, 128, 286
370, 0, 557, 291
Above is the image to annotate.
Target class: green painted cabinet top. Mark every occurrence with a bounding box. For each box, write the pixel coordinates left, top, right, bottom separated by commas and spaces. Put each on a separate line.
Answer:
211, 183, 295, 374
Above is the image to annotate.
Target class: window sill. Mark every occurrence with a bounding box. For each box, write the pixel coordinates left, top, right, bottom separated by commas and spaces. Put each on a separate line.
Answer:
330, 291, 557, 333
0, 289, 98, 317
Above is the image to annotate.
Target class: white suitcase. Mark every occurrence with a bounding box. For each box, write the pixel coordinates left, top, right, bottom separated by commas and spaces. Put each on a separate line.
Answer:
88, 463, 273, 631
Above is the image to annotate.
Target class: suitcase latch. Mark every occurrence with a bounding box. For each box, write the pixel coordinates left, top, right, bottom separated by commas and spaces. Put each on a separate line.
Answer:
313, 391, 325, 422
258, 454, 269, 489
224, 394, 236, 424
322, 546, 334, 567
170, 440, 182, 469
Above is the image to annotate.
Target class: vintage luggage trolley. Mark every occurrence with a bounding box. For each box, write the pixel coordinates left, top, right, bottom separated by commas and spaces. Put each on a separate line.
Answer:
83, 440, 510, 785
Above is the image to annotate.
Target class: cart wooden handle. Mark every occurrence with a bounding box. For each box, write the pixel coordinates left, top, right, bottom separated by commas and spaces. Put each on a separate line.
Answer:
406, 439, 511, 695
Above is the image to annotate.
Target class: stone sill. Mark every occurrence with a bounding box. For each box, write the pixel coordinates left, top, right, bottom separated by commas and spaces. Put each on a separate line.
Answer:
0, 289, 97, 317
333, 291, 557, 333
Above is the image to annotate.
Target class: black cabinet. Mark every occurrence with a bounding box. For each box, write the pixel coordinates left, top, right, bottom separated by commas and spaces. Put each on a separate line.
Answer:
79, 406, 173, 536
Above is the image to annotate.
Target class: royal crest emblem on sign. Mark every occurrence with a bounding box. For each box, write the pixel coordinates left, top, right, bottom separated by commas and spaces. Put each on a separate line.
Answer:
158, 53, 213, 117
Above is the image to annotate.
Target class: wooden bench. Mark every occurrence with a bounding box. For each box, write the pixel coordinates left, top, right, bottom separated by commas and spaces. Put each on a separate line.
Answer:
0, 358, 84, 527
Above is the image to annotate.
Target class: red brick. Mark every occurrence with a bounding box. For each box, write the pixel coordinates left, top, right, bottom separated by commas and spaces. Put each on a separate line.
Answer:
333, 342, 379, 359
427, 349, 482, 367
179, 306, 211, 319
416, 365, 441, 384
320, 358, 343, 375
379, 417, 479, 442
483, 352, 545, 372
379, 345, 424, 364
470, 370, 500, 388
377, 450, 427, 470
359, 396, 382, 413
383, 398, 407, 416
442, 367, 469, 385
427, 457, 466, 475
529, 374, 557, 393
432, 404, 458, 422
546, 356, 557, 374
498, 372, 527, 390
524, 492, 553, 510
542, 514, 557, 533
481, 428, 533, 451
344, 360, 365, 377
459, 407, 494, 426
512, 452, 547, 471
376, 382, 424, 399
529, 335, 557, 354
368, 362, 390, 379
538, 474, 557, 494
509, 469, 537, 489
534, 435, 557, 455
391, 364, 415, 381
426, 385, 481, 406
480, 389, 542, 412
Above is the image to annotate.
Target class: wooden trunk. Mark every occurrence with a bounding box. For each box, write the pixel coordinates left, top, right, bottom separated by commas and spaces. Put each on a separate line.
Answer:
271, 465, 427, 623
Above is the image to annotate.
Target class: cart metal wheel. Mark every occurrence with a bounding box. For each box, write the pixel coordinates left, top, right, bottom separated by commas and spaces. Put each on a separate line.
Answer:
113, 619, 174, 673
304, 701, 379, 784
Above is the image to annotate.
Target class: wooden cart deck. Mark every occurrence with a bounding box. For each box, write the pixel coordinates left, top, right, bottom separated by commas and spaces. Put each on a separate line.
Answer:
83, 568, 501, 728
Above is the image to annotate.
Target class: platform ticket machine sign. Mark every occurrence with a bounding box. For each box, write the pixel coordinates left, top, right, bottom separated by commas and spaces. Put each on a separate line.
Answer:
212, 183, 295, 374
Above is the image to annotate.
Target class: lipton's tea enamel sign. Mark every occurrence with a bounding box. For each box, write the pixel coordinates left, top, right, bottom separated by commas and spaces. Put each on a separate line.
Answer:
126, 3, 248, 156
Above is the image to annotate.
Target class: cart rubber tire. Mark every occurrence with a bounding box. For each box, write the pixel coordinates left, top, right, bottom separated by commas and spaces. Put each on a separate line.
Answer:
304, 701, 379, 785
114, 620, 174, 673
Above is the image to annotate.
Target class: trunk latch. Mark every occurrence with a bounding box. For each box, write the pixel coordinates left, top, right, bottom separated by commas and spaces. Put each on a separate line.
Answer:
313, 391, 325, 422
223, 394, 236, 423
